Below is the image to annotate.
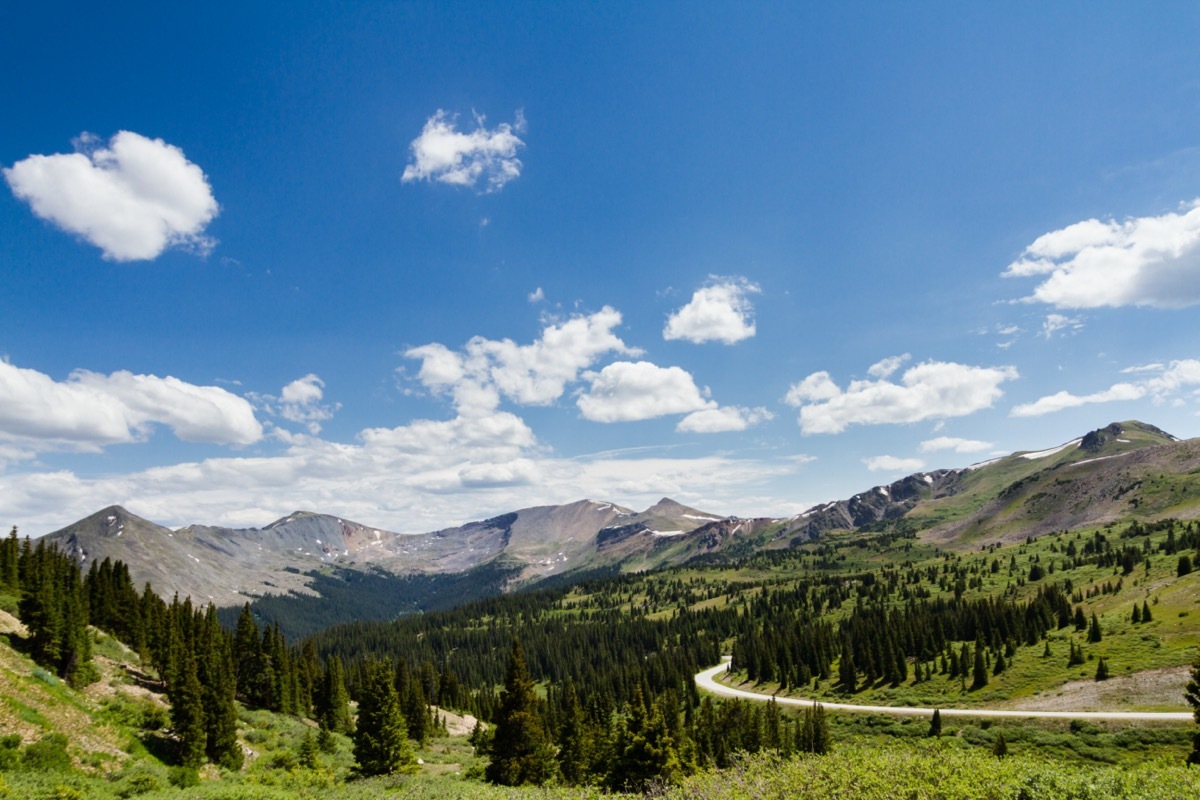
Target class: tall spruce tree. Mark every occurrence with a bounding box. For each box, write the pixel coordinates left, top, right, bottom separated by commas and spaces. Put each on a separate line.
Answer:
486, 639, 556, 786
353, 657, 416, 776
1186, 650, 1200, 766
315, 655, 353, 734
199, 606, 242, 770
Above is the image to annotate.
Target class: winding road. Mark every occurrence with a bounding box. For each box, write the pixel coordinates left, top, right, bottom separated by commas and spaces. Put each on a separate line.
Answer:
695, 659, 1194, 721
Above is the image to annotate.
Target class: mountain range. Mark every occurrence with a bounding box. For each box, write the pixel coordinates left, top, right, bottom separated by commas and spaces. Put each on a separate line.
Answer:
38, 420, 1200, 608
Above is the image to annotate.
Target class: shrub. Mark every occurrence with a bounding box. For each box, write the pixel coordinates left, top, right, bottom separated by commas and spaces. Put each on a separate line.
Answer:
21, 734, 72, 772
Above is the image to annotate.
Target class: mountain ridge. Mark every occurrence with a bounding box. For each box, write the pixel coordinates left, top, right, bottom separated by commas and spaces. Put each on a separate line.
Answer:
35, 420, 1200, 609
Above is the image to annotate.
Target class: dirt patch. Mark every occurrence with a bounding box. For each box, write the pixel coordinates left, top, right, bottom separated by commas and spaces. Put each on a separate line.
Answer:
1004, 666, 1191, 713
432, 706, 481, 737
0, 609, 27, 637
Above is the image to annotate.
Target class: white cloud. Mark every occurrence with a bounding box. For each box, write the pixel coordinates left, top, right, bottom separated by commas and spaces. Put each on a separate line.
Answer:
4, 131, 218, 261
919, 436, 994, 454
1041, 313, 1085, 339
405, 307, 638, 416
785, 360, 1018, 434
863, 455, 925, 472
1004, 200, 1200, 308
577, 361, 715, 423
867, 353, 911, 379
1010, 359, 1200, 418
401, 109, 526, 192
663, 277, 760, 344
676, 406, 774, 433
528, 287, 544, 303
0, 410, 796, 534
0, 359, 261, 449
783, 371, 841, 405
250, 374, 341, 435
1010, 384, 1144, 417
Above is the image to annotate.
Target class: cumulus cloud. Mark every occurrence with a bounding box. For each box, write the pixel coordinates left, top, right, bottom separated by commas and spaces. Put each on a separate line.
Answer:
0, 409, 797, 533
785, 360, 1018, 434
577, 361, 715, 423
4, 131, 218, 261
863, 455, 925, 472
919, 436, 994, 454
1010, 359, 1200, 418
405, 307, 639, 416
250, 374, 341, 434
0, 359, 261, 449
528, 287, 544, 303
676, 406, 774, 433
663, 277, 760, 344
401, 109, 526, 192
1003, 200, 1200, 308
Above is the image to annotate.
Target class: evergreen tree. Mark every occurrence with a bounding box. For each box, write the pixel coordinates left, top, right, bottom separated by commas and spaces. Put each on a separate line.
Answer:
1132, 603, 1142, 624
928, 709, 942, 738
169, 649, 208, 769
610, 690, 684, 790
299, 731, 321, 770
199, 606, 242, 770
1185, 650, 1200, 766
1143, 601, 1153, 623
1179, 554, 1193, 577
556, 685, 593, 786
797, 702, 829, 754
1088, 613, 1103, 643
353, 657, 416, 776
993, 730, 1008, 757
971, 642, 988, 690
1095, 657, 1109, 682
315, 655, 353, 734
486, 639, 556, 786
837, 639, 856, 693
405, 678, 430, 745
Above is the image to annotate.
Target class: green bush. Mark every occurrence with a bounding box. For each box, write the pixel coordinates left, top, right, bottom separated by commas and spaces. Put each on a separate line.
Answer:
20, 735, 72, 773
167, 766, 200, 788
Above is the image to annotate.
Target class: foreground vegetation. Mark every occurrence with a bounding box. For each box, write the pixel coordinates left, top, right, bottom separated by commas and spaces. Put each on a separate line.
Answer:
2, 506, 1199, 796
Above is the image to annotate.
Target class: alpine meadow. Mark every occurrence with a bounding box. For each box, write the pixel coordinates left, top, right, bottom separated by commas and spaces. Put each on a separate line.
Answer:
4, 4, 1200, 799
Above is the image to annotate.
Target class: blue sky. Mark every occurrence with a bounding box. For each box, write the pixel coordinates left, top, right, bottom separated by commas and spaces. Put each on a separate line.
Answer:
3, 2, 1200, 534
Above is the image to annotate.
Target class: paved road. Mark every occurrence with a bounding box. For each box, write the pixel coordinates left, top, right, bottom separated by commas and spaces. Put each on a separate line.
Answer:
695, 659, 1195, 721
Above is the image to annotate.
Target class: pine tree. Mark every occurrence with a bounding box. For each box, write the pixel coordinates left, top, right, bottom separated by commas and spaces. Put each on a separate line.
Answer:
353, 657, 416, 776
1088, 613, 1103, 643
170, 649, 208, 769
299, 730, 321, 770
556, 685, 592, 785
610, 690, 684, 790
928, 708, 942, 738
1143, 601, 1153, 623
486, 639, 556, 786
1095, 657, 1110, 682
837, 639, 856, 693
971, 642, 988, 690
315, 656, 353, 734
993, 730, 1008, 757
199, 606, 242, 770
797, 702, 829, 754
1132, 603, 1142, 624
1185, 650, 1200, 766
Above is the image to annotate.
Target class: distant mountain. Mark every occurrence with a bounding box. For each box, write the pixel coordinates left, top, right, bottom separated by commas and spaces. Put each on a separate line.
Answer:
39, 421, 1200, 610
771, 420, 1197, 546
40, 497, 733, 607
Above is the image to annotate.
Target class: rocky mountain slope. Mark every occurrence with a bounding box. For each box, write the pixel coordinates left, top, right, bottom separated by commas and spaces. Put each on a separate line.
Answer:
40, 497, 733, 606
37, 421, 1200, 608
